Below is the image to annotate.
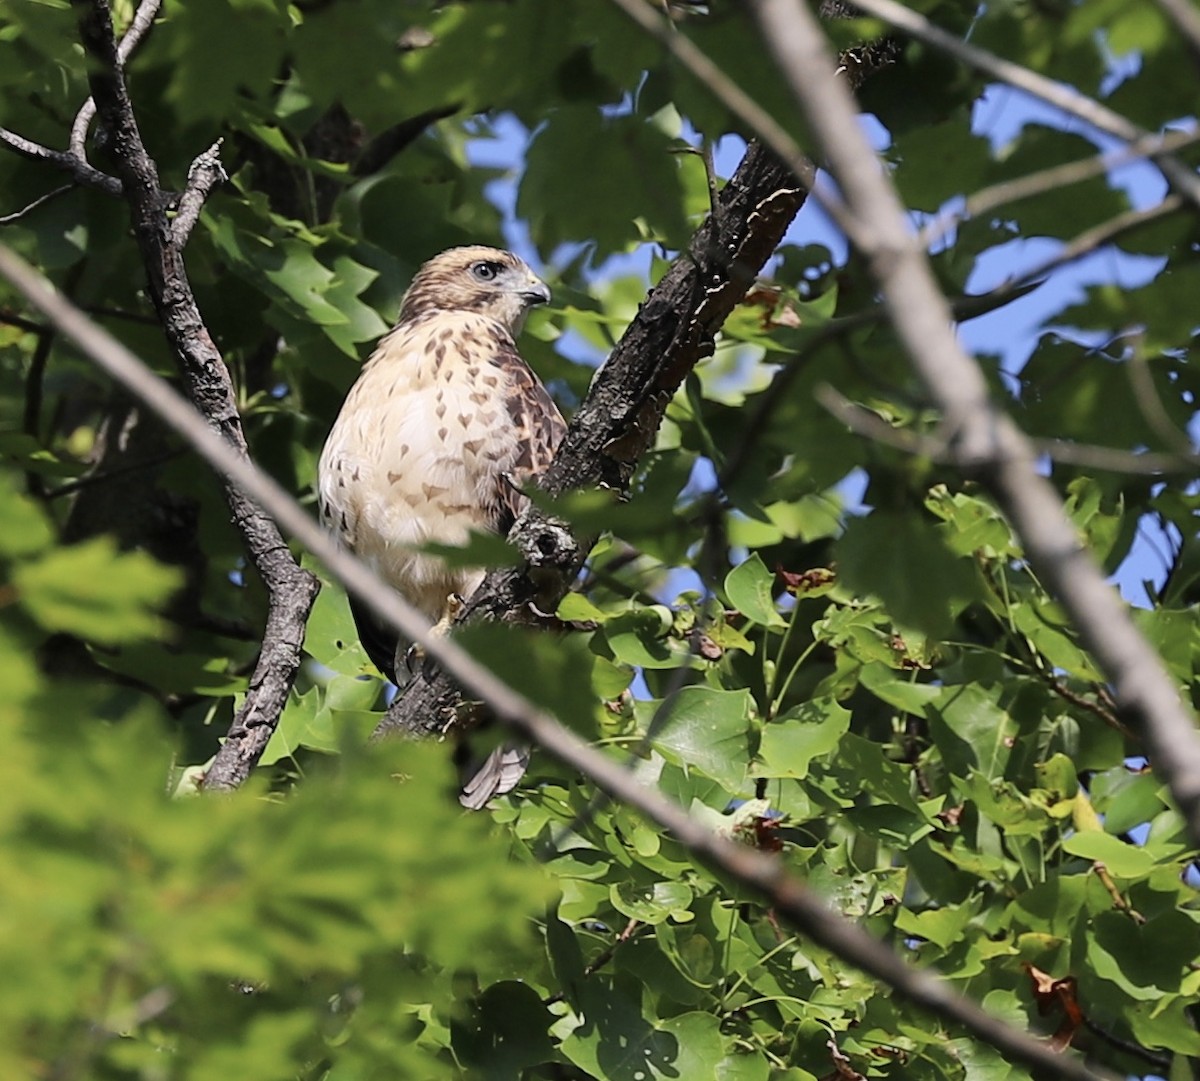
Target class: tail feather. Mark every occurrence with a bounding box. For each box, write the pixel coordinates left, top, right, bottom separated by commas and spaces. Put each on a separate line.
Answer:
349, 592, 400, 684
459, 743, 531, 810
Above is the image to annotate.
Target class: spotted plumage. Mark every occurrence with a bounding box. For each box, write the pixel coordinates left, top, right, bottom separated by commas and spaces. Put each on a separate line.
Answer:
317, 245, 565, 684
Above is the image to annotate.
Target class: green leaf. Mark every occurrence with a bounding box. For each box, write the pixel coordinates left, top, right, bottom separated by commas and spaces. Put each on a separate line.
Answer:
452, 981, 557, 1078
1061, 831, 1155, 878
894, 898, 979, 950
834, 735, 925, 814
610, 881, 693, 925
459, 623, 601, 738
14, 537, 180, 645
558, 592, 611, 623
302, 573, 373, 676
724, 553, 786, 628
716, 1049, 770, 1081
561, 1000, 726, 1081
858, 663, 941, 715
837, 512, 983, 638
519, 106, 688, 258
1088, 911, 1199, 1000
1128, 999, 1200, 1056
641, 687, 754, 792
891, 114, 992, 210
927, 683, 1019, 780
0, 477, 53, 558
159, 0, 286, 124
545, 907, 587, 1008
754, 697, 850, 779
604, 608, 693, 670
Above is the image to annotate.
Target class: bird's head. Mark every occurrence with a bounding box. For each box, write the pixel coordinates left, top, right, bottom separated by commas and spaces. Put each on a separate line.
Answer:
398, 245, 551, 335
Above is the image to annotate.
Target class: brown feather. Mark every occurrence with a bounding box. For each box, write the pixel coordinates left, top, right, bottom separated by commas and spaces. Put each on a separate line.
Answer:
317, 245, 564, 678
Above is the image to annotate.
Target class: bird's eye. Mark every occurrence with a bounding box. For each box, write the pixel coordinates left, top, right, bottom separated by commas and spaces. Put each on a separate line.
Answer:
471, 261, 501, 281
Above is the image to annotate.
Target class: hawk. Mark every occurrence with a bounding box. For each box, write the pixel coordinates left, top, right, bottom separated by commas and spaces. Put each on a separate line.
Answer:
317, 246, 566, 803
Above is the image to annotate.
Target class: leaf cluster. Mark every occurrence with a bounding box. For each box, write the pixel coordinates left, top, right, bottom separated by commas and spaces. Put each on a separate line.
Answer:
1, 0, 1199, 1079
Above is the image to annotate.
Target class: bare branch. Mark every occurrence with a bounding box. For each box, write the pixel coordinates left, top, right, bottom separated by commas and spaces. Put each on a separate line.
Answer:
73, 0, 317, 789
70, 0, 162, 159
171, 139, 227, 247
975, 197, 1185, 307
0, 241, 1121, 1081
817, 384, 1200, 477
746, 0, 1200, 847
847, 0, 1200, 213
0, 126, 122, 196
919, 126, 1200, 252
0, 184, 76, 226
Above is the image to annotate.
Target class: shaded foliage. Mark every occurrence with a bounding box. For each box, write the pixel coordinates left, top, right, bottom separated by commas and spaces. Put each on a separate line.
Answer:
1, 1, 1198, 1079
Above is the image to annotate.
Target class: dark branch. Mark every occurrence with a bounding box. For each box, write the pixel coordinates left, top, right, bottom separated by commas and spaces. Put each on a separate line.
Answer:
352, 104, 460, 177
69, 0, 162, 158
71, 0, 318, 790
0, 126, 122, 196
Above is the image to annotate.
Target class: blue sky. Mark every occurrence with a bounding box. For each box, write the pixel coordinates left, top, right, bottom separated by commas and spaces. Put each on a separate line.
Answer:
465, 73, 1191, 609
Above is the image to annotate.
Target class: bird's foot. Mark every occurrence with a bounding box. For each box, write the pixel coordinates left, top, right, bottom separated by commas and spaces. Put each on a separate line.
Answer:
436, 592, 467, 634
403, 593, 467, 676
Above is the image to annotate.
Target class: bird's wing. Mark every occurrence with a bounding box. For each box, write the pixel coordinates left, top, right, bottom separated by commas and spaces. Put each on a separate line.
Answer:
492, 348, 567, 532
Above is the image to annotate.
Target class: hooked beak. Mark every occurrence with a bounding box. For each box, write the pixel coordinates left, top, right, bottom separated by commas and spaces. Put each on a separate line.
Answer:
521, 279, 552, 307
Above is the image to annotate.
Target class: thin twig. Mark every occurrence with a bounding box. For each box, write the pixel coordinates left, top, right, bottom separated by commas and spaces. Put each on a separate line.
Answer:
0, 308, 46, 334
817, 383, 1200, 477
541, 919, 645, 1006
1125, 334, 1194, 454
0, 240, 1122, 1081
1043, 678, 1132, 738
43, 447, 185, 500
918, 126, 1200, 252
847, 0, 1200, 213
973, 198, 1185, 308
0, 184, 76, 226
1032, 439, 1200, 476
1090, 863, 1146, 924
747, 0, 1200, 852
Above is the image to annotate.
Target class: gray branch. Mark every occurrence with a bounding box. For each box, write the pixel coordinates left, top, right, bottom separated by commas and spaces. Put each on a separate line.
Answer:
745, 0, 1200, 848
847, 0, 1200, 213
0, 240, 1120, 1081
